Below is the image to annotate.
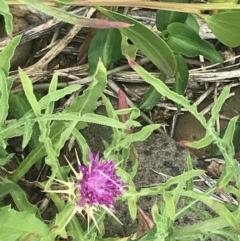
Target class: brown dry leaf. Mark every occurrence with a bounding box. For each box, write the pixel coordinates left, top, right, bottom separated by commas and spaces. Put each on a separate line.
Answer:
136, 206, 154, 237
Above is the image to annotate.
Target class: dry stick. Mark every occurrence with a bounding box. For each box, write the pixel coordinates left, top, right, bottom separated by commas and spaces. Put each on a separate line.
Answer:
0, 7, 87, 50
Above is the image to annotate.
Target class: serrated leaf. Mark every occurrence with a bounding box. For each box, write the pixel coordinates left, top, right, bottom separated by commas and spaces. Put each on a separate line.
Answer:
156, 0, 188, 31
0, 35, 21, 77
0, 180, 39, 216
39, 84, 81, 110
88, 29, 122, 73
99, 7, 177, 76
182, 190, 240, 233
0, 0, 13, 35
0, 205, 49, 239
117, 124, 160, 148
163, 22, 223, 63
205, 12, 240, 47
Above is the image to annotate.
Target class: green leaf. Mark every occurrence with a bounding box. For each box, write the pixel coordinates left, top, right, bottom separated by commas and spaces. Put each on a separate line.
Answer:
39, 84, 81, 110
163, 22, 223, 63
139, 73, 166, 111
0, 179, 39, 216
156, 0, 188, 31
0, 205, 49, 239
0, 0, 13, 35
19, 69, 41, 116
0, 69, 9, 127
174, 54, 189, 95
99, 7, 177, 76
0, 35, 21, 77
205, 12, 240, 47
117, 124, 160, 148
222, 116, 239, 156
172, 53, 189, 111
163, 191, 175, 220
185, 14, 199, 33
10, 61, 108, 183
88, 29, 122, 73
182, 190, 240, 233
121, 34, 138, 59
9, 92, 40, 149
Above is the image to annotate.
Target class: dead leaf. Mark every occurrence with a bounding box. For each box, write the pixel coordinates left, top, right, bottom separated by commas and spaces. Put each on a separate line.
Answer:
136, 206, 154, 237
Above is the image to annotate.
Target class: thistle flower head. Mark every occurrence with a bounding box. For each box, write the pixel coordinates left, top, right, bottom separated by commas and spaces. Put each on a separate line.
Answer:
45, 150, 127, 232
77, 151, 127, 210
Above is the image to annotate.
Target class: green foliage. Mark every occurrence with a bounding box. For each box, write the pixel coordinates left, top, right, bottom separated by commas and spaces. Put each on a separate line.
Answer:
3, 1, 240, 241
99, 7, 177, 76
156, 0, 188, 31
0, 0, 13, 35
162, 23, 223, 63
205, 12, 240, 47
0, 205, 49, 240
88, 29, 122, 73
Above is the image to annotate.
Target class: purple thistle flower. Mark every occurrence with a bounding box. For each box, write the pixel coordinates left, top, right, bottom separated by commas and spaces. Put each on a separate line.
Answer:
77, 151, 127, 210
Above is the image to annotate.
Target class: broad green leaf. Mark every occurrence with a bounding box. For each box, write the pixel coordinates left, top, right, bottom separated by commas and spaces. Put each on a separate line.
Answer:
163, 23, 223, 63
0, 0, 13, 35
185, 14, 199, 33
0, 35, 21, 76
139, 73, 166, 111
0, 179, 39, 216
88, 29, 122, 73
99, 7, 177, 76
182, 190, 240, 233
19, 69, 41, 116
205, 12, 240, 47
163, 191, 175, 220
0, 205, 49, 239
156, 0, 188, 31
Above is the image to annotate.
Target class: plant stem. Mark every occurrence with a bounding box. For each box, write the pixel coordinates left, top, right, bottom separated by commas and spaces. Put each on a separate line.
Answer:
7, 1, 240, 14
